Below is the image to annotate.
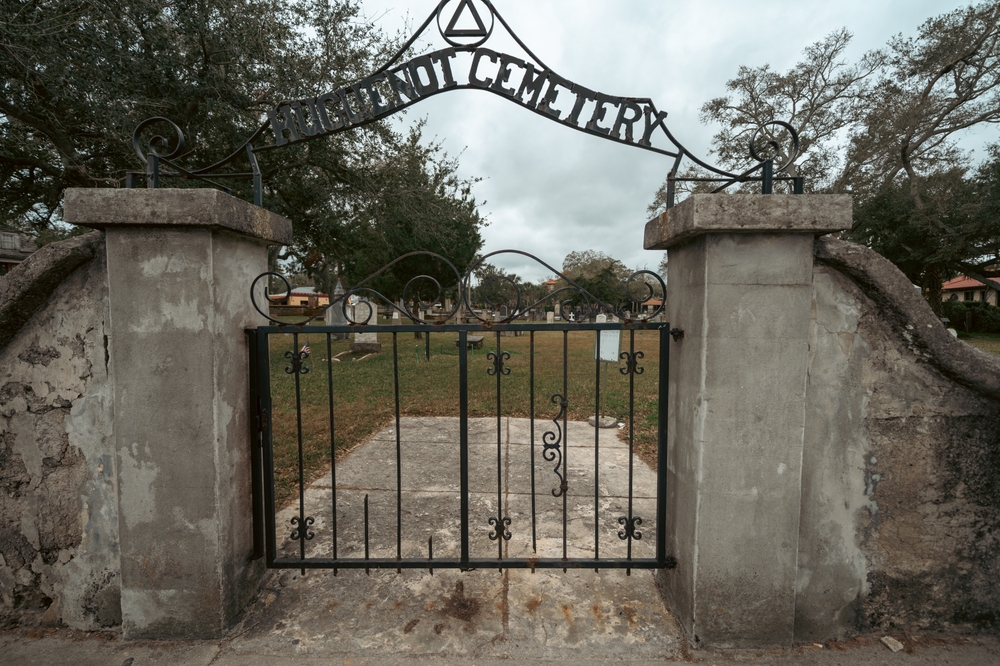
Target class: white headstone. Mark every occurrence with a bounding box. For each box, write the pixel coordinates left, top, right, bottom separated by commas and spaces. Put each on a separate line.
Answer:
546, 311, 555, 324
354, 300, 375, 323
596, 327, 620, 363
324, 279, 350, 339
354, 299, 378, 343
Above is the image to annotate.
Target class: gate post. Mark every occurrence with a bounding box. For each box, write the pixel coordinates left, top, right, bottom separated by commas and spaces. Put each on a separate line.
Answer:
644, 194, 850, 648
64, 189, 292, 639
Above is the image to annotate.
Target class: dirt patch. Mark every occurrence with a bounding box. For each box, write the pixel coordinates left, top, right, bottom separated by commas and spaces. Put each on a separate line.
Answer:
442, 581, 481, 622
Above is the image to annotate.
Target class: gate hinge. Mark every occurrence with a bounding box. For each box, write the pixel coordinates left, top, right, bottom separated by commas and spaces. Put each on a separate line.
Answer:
256, 399, 269, 433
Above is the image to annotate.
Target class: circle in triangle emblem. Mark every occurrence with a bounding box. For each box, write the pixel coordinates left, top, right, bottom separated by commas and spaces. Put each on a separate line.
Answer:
437, 0, 494, 48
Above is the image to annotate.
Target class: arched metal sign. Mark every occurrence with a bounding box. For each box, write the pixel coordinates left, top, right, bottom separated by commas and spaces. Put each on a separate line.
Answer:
129, 0, 801, 205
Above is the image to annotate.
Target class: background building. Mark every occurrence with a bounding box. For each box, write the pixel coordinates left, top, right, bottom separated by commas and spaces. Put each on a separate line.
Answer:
0, 225, 37, 276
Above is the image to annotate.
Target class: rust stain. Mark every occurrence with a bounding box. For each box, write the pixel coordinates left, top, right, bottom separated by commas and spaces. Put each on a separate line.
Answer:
561, 604, 575, 627
526, 596, 542, 612
622, 604, 638, 630
393, 600, 404, 609
403, 619, 419, 634
591, 604, 605, 629
442, 581, 481, 622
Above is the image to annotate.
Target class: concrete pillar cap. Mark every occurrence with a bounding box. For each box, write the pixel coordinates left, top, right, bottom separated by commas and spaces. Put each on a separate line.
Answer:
644, 194, 852, 250
64, 188, 292, 245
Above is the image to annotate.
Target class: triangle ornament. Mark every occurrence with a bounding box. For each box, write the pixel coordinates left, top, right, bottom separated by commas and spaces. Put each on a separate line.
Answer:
444, 0, 489, 37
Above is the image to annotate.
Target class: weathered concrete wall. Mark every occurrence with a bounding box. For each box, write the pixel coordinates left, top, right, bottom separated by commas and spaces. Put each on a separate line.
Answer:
647, 195, 1000, 648
796, 240, 1000, 638
2, 189, 291, 637
66, 188, 291, 639
647, 194, 852, 648
0, 233, 120, 630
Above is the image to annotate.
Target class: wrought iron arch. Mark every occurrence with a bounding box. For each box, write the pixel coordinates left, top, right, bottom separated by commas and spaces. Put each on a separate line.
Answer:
128, 0, 803, 205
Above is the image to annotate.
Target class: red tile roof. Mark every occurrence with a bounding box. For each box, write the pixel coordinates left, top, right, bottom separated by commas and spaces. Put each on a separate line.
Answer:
943, 276, 1000, 290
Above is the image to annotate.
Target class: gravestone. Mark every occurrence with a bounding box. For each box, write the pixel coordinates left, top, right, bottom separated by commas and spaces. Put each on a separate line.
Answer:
546, 311, 555, 324
324, 278, 349, 340
350, 299, 380, 353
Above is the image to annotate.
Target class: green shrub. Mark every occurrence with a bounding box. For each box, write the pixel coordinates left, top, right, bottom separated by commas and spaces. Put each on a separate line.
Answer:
943, 299, 1000, 333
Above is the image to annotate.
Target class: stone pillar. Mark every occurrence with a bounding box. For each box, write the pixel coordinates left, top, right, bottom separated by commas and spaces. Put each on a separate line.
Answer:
64, 189, 292, 639
644, 194, 850, 648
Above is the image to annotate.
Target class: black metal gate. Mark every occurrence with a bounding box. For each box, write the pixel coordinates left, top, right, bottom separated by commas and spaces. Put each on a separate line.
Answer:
247, 251, 677, 573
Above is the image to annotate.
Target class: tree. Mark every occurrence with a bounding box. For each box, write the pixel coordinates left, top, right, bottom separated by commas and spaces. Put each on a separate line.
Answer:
561, 250, 631, 281
0, 0, 485, 290
648, 1, 1000, 314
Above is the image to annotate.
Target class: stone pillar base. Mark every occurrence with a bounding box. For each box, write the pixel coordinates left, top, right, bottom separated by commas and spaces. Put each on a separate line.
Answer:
65, 188, 291, 638
645, 194, 851, 648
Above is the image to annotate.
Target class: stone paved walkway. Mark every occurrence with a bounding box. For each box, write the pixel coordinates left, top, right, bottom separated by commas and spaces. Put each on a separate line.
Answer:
3, 417, 999, 665
230, 416, 680, 662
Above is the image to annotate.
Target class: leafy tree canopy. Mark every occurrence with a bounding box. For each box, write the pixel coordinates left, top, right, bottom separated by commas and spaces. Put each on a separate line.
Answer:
561, 250, 631, 282
647, 1, 1000, 313
0, 0, 485, 295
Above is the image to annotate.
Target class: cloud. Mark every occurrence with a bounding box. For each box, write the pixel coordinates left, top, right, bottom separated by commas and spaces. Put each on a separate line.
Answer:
366, 0, 975, 281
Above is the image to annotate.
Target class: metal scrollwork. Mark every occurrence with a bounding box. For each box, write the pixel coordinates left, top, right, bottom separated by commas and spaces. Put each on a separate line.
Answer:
486, 350, 511, 376
284, 349, 310, 375
488, 515, 512, 541
619, 350, 644, 376
543, 394, 568, 497
290, 515, 315, 541
617, 515, 642, 541
132, 117, 186, 165
749, 120, 801, 172
131, 1, 804, 210
251, 249, 669, 328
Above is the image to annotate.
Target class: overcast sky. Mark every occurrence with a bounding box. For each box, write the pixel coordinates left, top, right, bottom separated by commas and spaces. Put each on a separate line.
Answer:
358, 0, 988, 282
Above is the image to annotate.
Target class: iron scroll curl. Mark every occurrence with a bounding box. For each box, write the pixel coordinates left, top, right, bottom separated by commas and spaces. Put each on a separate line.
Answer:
128, 0, 804, 202
251, 249, 666, 328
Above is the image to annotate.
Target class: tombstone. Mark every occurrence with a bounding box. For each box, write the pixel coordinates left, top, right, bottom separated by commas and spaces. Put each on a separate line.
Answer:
546, 311, 555, 324
354, 299, 375, 324
499, 305, 508, 318
350, 299, 380, 353
445, 298, 453, 311
324, 278, 349, 340
392, 309, 400, 323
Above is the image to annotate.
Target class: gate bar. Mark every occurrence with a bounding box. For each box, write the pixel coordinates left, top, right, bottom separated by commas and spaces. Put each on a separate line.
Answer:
593, 331, 601, 566
656, 324, 669, 564
247, 329, 264, 561
392, 332, 402, 567
270, 557, 671, 570
326, 333, 338, 573
257, 330, 277, 565
458, 331, 470, 564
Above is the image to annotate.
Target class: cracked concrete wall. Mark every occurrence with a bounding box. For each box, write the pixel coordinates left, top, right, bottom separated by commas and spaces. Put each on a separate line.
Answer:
797, 261, 1000, 639
0, 240, 120, 630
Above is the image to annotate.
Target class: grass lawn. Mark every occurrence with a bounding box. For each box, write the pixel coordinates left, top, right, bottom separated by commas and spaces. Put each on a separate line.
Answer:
264, 324, 664, 508
963, 332, 1000, 356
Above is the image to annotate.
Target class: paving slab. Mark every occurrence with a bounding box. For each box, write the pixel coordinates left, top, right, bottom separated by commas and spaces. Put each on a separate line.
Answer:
251, 417, 677, 661
4, 417, 1000, 664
